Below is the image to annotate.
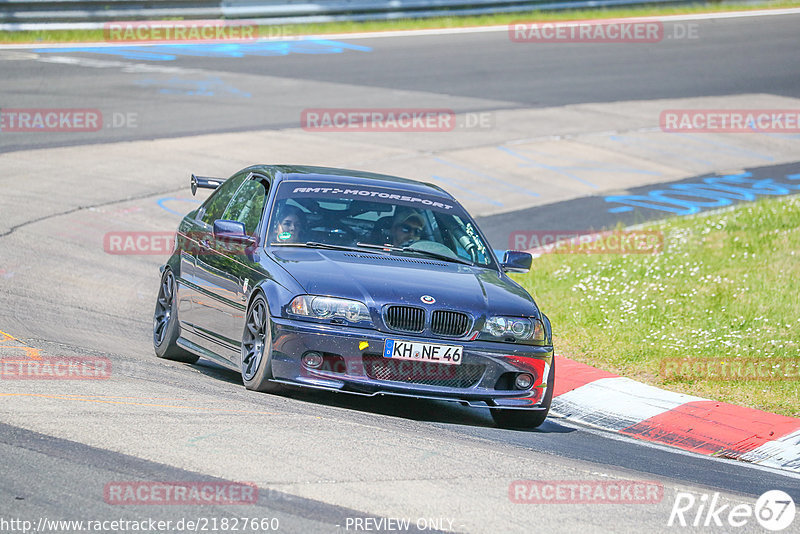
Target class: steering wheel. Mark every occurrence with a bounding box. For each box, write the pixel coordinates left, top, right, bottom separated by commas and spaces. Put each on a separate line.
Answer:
456, 234, 479, 263
406, 240, 461, 260
321, 225, 358, 245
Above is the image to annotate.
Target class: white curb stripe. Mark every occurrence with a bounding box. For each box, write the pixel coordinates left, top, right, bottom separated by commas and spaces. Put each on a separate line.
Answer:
552, 376, 707, 431
553, 370, 800, 474
740, 429, 800, 473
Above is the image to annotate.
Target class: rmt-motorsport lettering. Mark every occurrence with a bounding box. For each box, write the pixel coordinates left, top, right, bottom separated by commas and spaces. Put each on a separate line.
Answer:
292, 187, 454, 210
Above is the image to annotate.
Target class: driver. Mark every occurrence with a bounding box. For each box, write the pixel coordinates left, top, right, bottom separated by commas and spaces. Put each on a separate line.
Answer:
391, 208, 425, 247
274, 205, 306, 244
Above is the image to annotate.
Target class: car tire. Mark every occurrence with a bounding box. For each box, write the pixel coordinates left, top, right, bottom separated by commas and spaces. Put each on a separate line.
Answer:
153, 269, 199, 364
491, 356, 556, 429
241, 294, 281, 392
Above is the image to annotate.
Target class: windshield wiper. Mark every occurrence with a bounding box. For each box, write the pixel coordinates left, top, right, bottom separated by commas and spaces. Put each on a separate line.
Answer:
275, 241, 473, 265
274, 242, 393, 255
356, 243, 474, 266
272, 241, 364, 252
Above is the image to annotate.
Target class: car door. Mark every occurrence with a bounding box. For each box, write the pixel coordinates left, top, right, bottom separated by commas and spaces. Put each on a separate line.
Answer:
193, 174, 269, 358
181, 172, 247, 341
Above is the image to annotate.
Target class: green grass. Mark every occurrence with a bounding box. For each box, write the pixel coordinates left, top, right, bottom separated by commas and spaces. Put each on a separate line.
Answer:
512, 195, 800, 417
2, 0, 799, 43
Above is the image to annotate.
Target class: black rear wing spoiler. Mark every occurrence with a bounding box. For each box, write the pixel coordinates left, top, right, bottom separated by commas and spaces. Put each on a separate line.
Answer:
190, 174, 225, 196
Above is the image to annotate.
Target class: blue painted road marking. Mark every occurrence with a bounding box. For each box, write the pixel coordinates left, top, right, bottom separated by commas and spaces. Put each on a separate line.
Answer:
34, 39, 372, 62
157, 197, 201, 216
605, 172, 800, 215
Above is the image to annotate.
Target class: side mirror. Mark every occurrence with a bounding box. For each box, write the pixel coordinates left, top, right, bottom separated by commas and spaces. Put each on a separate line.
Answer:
500, 250, 532, 273
213, 220, 258, 252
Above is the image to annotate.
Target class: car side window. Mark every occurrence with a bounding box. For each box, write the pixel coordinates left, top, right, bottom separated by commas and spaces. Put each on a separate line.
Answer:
222, 178, 268, 236
198, 172, 247, 226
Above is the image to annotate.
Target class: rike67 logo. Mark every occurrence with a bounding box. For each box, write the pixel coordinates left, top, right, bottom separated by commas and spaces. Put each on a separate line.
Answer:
668, 490, 795, 531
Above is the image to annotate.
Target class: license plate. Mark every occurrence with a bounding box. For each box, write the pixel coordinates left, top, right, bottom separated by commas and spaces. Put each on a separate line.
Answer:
383, 339, 463, 365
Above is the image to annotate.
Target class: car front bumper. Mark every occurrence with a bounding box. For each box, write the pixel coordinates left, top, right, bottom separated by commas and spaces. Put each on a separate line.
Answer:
269, 317, 553, 410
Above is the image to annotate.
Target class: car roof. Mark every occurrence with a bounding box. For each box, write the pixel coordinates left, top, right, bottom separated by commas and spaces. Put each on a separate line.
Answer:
249, 164, 454, 199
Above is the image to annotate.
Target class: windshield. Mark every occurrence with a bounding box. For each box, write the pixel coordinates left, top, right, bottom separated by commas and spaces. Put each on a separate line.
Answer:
268, 180, 495, 267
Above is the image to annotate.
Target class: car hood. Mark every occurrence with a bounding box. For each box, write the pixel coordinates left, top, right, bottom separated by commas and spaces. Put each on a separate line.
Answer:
271, 248, 540, 319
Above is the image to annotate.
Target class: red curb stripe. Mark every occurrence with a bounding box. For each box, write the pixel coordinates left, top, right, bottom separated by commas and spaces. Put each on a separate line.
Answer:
619, 400, 800, 457
552, 356, 617, 397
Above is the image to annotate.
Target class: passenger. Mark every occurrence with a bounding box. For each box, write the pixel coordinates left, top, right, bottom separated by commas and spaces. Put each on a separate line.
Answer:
391, 208, 425, 246
274, 205, 306, 244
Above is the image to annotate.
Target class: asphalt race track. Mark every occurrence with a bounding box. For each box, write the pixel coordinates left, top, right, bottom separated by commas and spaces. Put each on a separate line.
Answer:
2, 10, 800, 533
2, 13, 800, 151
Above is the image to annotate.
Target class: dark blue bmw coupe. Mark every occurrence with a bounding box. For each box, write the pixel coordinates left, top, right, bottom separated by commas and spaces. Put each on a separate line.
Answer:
154, 165, 555, 428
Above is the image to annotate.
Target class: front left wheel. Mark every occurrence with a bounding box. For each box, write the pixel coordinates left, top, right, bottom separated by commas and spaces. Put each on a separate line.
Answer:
241, 294, 281, 392
153, 269, 199, 364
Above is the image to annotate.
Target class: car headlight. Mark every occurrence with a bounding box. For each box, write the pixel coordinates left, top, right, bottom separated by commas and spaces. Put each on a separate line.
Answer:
481, 316, 546, 344
288, 295, 372, 325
